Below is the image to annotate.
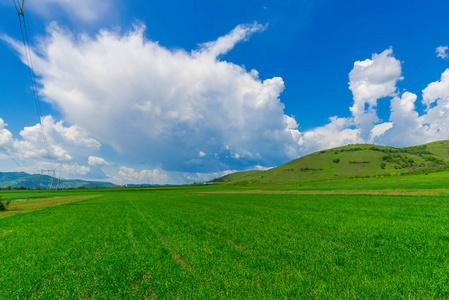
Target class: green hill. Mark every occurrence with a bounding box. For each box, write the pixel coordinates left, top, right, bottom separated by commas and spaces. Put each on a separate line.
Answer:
212, 140, 449, 185
0, 172, 116, 189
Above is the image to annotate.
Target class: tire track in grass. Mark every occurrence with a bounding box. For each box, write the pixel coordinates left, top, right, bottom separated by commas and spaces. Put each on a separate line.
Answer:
200, 227, 248, 252
159, 195, 333, 283
146, 204, 261, 297
124, 197, 196, 298
173, 216, 249, 252
144, 200, 261, 296
149, 197, 252, 254
127, 197, 192, 272
121, 203, 159, 298
126, 211, 139, 256
126, 211, 157, 299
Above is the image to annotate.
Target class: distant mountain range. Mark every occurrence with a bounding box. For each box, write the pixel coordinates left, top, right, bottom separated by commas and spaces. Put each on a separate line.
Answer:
0, 172, 116, 189
212, 140, 449, 185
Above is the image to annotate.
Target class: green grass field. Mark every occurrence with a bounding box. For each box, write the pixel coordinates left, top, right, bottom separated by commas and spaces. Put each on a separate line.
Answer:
2, 183, 449, 299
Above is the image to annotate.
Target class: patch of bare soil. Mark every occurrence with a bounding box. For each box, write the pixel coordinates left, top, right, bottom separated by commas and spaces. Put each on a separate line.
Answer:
229, 241, 248, 252
172, 252, 190, 271
245, 186, 291, 189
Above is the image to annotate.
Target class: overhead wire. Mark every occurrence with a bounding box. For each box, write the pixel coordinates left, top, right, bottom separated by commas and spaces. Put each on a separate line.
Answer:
0, 0, 25, 170
13, 0, 52, 162
6, 0, 61, 190
0, 144, 23, 168
11, 0, 19, 12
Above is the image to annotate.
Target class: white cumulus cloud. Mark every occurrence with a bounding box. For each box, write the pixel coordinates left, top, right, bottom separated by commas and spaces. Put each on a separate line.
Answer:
377, 92, 428, 147
0, 115, 100, 161
8, 22, 301, 172
422, 69, 449, 110
117, 166, 167, 185
21, 161, 90, 177
88, 156, 112, 166
348, 48, 402, 140
299, 116, 362, 155
301, 49, 449, 153
0, 115, 110, 181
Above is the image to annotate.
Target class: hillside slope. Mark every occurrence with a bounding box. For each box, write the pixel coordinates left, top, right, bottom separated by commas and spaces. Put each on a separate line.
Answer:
212, 140, 449, 185
0, 172, 116, 189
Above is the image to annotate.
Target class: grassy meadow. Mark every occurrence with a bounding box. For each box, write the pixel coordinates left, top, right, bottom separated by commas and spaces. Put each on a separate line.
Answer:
2, 181, 449, 299
214, 141, 449, 185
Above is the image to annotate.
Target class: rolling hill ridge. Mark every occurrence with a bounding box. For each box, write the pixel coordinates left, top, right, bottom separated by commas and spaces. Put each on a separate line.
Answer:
0, 172, 116, 189
212, 140, 449, 185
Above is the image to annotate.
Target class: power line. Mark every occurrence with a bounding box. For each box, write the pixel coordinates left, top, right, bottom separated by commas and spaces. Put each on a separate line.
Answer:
13, 1, 53, 162
0, 2, 28, 170
0, 144, 23, 168
11, 0, 19, 12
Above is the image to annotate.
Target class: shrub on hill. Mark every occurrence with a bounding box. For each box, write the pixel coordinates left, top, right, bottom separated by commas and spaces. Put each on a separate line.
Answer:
423, 155, 445, 165
334, 147, 363, 154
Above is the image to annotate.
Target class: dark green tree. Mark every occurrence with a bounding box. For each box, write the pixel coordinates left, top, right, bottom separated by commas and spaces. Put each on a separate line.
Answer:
0, 196, 10, 211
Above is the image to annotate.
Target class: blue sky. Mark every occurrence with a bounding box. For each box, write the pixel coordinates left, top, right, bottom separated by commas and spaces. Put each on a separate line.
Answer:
1, 0, 449, 184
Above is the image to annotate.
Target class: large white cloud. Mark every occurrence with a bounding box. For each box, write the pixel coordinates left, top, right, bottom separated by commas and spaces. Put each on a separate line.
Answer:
9, 22, 301, 172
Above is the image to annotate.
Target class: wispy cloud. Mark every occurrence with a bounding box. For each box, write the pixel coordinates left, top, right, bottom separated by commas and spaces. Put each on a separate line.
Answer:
436, 46, 448, 59
26, 0, 111, 23
195, 22, 267, 58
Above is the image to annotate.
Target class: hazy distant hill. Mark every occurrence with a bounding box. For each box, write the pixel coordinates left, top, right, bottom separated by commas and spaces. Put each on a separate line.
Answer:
212, 140, 449, 185
0, 172, 116, 189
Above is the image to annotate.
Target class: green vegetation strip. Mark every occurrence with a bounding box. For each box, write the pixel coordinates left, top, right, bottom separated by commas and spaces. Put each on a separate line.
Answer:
2, 187, 449, 298
0, 195, 100, 219
200, 188, 449, 196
